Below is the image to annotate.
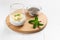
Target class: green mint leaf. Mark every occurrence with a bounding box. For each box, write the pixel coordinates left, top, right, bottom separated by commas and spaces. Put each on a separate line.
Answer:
33, 20, 38, 29
29, 20, 35, 24
33, 23, 37, 29
39, 23, 43, 26
35, 16, 38, 21
15, 14, 20, 17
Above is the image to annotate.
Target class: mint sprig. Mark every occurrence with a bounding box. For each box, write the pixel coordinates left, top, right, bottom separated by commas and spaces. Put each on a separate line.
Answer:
29, 16, 43, 29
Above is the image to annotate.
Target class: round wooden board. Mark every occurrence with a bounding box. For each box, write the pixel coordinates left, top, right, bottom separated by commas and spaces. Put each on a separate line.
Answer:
6, 10, 47, 34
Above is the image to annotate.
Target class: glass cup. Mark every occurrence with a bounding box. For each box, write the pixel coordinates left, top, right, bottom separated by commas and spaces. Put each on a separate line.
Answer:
10, 3, 26, 14
9, 3, 26, 26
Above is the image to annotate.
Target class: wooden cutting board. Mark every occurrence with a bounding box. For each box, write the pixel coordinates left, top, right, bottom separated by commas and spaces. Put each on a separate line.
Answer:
6, 9, 47, 34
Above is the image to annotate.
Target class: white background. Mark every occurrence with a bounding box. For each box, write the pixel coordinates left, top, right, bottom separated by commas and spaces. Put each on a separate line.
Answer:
0, 0, 59, 40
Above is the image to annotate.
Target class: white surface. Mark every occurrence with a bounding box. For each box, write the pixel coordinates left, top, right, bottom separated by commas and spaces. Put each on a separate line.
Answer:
0, 0, 59, 40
